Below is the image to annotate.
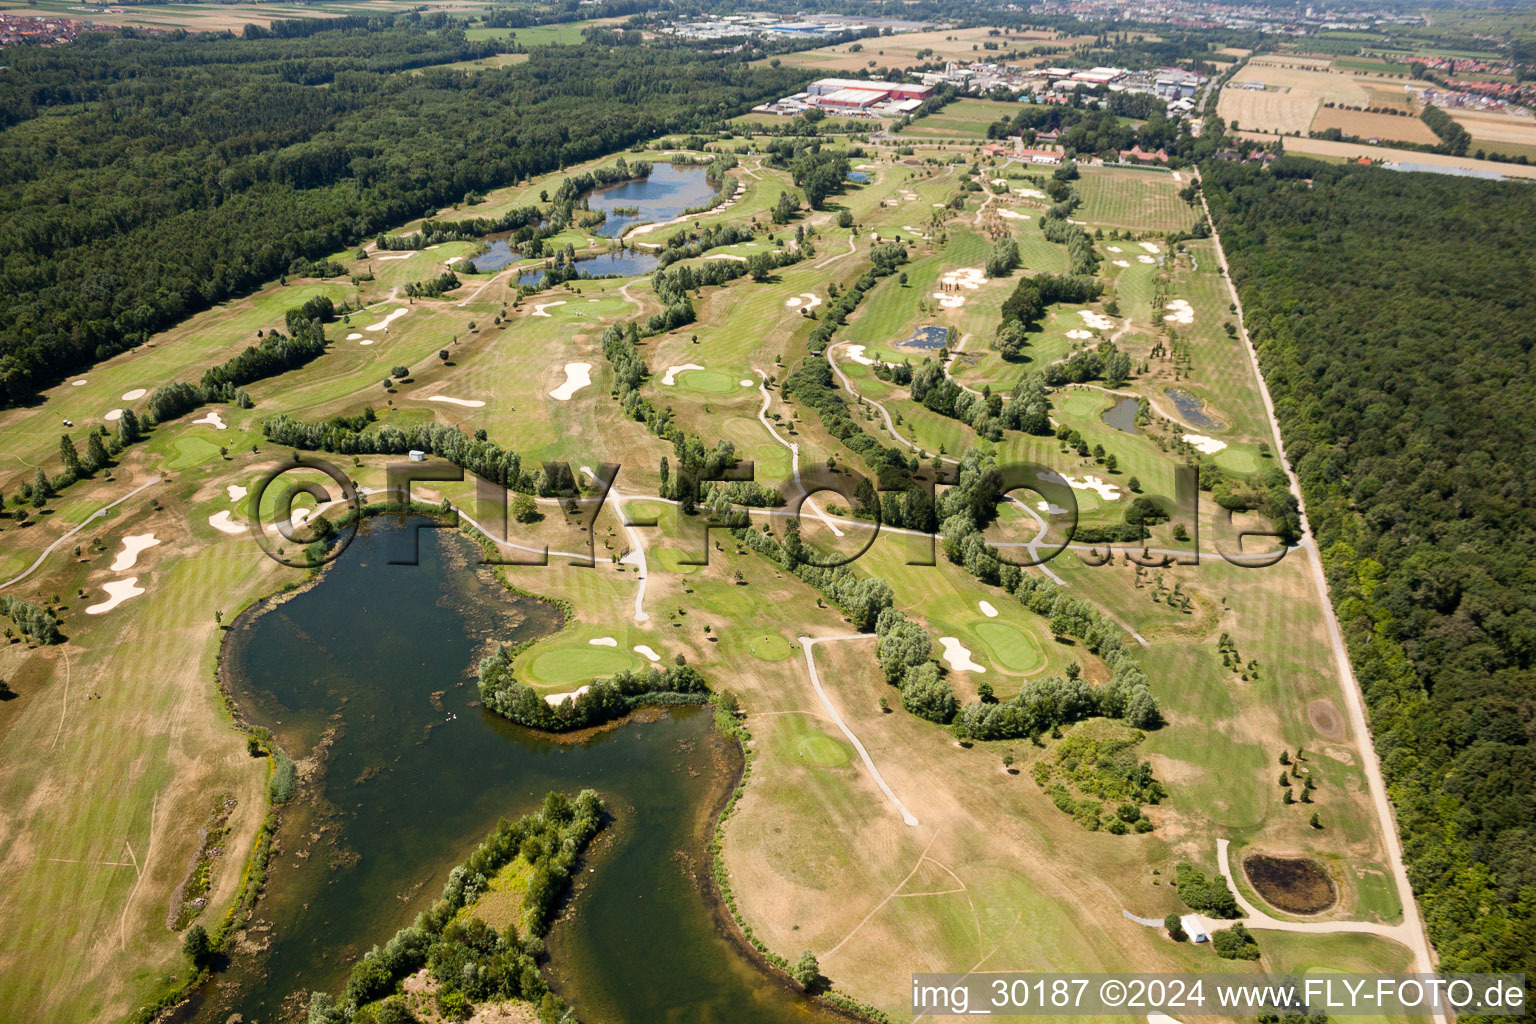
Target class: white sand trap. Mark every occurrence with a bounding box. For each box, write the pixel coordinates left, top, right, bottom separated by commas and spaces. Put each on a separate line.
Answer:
1040, 470, 1121, 501
367, 308, 409, 332
346, 333, 363, 341
120, 388, 147, 401
377, 253, 413, 261
531, 301, 566, 317
1036, 499, 1069, 515
1014, 188, 1047, 199
661, 363, 705, 386
71, 379, 88, 387
192, 411, 227, 430
634, 644, 661, 662
1079, 310, 1115, 331
979, 600, 999, 618
1139, 242, 1161, 254
1182, 433, 1228, 454
843, 345, 894, 367
785, 297, 802, 308
427, 245, 440, 250
785, 292, 822, 310
739, 379, 753, 387
933, 293, 965, 308
1163, 299, 1195, 325
588, 636, 618, 647
939, 637, 985, 674
1138, 255, 1156, 264
209, 510, 247, 535
426, 396, 485, 408
1113, 259, 1131, 268
444, 256, 463, 266
704, 253, 747, 262
86, 578, 145, 615
360, 339, 375, 346
1172, 172, 1183, 183
110, 533, 160, 572
941, 267, 986, 291
1107, 246, 1124, 253
227, 484, 247, 501
549, 362, 592, 401
900, 226, 930, 239
544, 685, 591, 706
991, 178, 1009, 187
857, 164, 877, 170
931, 202, 945, 208
104, 409, 123, 422
1066, 329, 1094, 340
997, 209, 1031, 220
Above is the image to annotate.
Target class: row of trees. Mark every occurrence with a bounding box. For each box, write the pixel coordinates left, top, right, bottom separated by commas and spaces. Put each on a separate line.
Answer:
478, 653, 709, 731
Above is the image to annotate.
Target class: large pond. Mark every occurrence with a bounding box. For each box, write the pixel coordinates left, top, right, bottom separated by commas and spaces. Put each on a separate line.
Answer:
517, 249, 660, 289
588, 163, 718, 238
191, 518, 842, 1024
1101, 396, 1139, 434
1164, 387, 1226, 432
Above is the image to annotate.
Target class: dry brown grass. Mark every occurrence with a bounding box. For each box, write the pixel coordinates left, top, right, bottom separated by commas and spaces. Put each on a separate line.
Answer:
1220, 60, 1422, 136
1238, 131, 1536, 179
767, 26, 1089, 73
1452, 107, 1536, 147
1310, 107, 1438, 145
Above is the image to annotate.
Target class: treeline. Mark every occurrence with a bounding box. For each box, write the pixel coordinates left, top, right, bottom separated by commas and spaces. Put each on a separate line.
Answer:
479, 653, 708, 731
0, 21, 803, 404
306, 791, 604, 1024
403, 270, 460, 299
1420, 105, 1472, 156
0, 597, 63, 645
1203, 158, 1536, 984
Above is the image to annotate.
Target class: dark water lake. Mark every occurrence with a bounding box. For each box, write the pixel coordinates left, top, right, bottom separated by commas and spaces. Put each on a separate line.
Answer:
1101, 396, 1139, 434
517, 249, 660, 288
1164, 387, 1225, 431
846, 171, 870, 183
473, 238, 516, 271
589, 163, 717, 237
192, 519, 842, 1024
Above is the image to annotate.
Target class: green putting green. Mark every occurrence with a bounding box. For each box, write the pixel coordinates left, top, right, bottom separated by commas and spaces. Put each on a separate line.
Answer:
163, 435, 224, 471
676, 369, 738, 395
622, 500, 664, 523
749, 633, 796, 661
973, 620, 1045, 674
1057, 392, 1106, 419
797, 732, 853, 768
524, 644, 637, 684
1215, 447, 1259, 476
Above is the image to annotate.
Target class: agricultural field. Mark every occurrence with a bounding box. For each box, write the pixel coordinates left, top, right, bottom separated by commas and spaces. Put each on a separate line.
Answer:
1309, 106, 1438, 145
1451, 108, 1536, 160
0, 118, 1443, 1024
0, 0, 484, 29
900, 98, 1020, 140
764, 26, 1088, 73
1218, 57, 1423, 137
1237, 131, 1536, 179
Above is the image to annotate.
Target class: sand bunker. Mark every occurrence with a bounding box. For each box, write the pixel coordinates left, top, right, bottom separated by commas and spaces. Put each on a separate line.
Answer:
1014, 188, 1047, 199
120, 388, 147, 401
588, 637, 618, 647
1138, 255, 1156, 264
549, 362, 592, 401
938, 637, 985, 674
86, 578, 145, 615
1040, 470, 1121, 501
426, 396, 486, 408
377, 253, 412, 261
544, 685, 591, 706
1078, 310, 1115, 331
785, 293, 822, 310
1107, 246, 1124, 253
634, 644, 661, 662
1139, 242, 1161, 254
704, 253, 747, 262
367, 308, 409, 331
979, 600, 998, 618
360, 339, 375, 346
1036, 499, 1069, 515
1113, 259, 1131, 268
899, 226, 931, 239
227, 484, 247, 501
531, 301, 566, 317
1182, 433, 1228, 454
998, 209, 1031, 220
739, 379, 753, 387
1164, 299, 1195, 325
933, 267, 987, 308
445, 256, 463, 266
346, 333, 364, 341
1066, 329, 1094, 340
104, 409, 123, 422
208, 510, 247, 535
110, 533, 160, 571
661, 364, 705, 386
193, 411, 227, 430
71, 379, 88, 387
842, 345, 894, 368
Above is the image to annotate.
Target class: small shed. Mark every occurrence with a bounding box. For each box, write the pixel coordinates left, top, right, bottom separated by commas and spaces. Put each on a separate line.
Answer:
1180, 914, 1210, 943
408, 449, 426, 462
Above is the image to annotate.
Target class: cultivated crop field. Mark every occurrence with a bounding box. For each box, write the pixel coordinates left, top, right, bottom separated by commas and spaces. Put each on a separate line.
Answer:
767, 26, 1087, 73
1075, 167, 1199, 233
1309, 107, 1438, 145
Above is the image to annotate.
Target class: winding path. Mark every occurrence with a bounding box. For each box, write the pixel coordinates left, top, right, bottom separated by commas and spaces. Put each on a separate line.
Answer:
754, 371, 843, 538
1198, 176, 1443, 1010
799, 634, 919, 828
0, 477, 162, 591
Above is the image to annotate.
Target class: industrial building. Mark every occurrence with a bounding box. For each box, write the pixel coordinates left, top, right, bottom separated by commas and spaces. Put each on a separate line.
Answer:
804, 78, 934, 103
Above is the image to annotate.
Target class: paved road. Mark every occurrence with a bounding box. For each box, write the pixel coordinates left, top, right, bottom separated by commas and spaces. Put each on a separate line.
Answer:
1199, 177, 1443, 1009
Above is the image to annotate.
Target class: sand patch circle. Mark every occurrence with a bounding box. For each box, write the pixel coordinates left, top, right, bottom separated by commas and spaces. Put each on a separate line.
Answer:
120, 388, 147, 401
86, 578, 145, 615
1138, 254, 1156, 264
71, 379, 88, 387
549, 362, 592, 401
110, 534, 161, 572
1066, 329, 1094, 340
347, 333, 364, 341
104, 409, 123, 422
1106, 246, 1124, 253
1309, 699, 1344, 739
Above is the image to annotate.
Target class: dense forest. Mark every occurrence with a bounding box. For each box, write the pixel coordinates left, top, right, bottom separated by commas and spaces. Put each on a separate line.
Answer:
1203, 159, 1536, 983
0, 16, 801, 404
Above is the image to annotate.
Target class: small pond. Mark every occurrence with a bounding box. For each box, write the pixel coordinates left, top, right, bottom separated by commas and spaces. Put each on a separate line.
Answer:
1101, 396, 1139, 434
588, 163, 718, 238
517, 250, 660, 289
1164, 387, 1226, 431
